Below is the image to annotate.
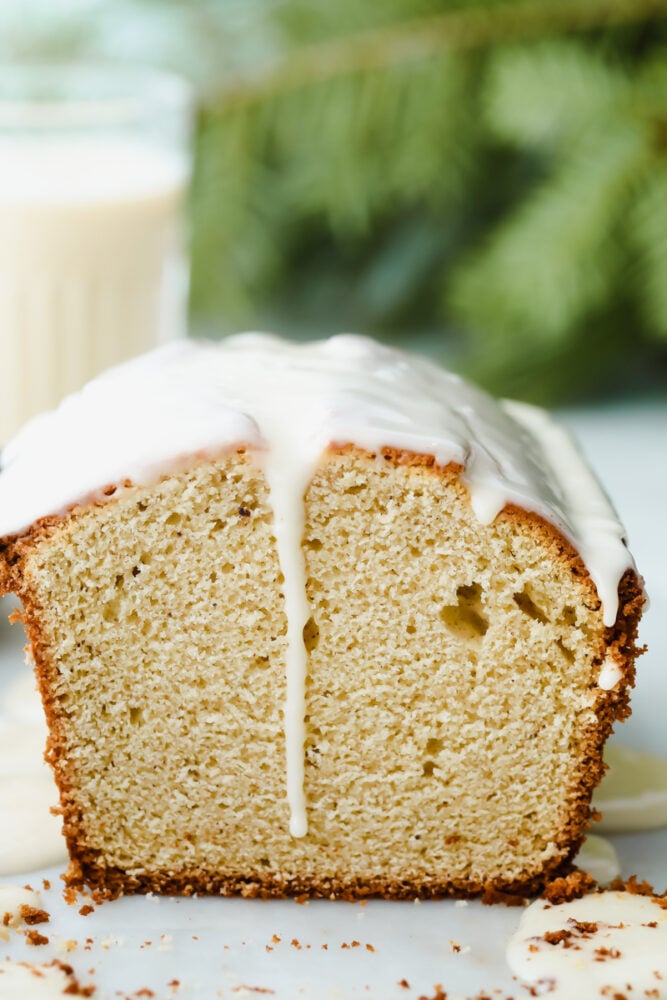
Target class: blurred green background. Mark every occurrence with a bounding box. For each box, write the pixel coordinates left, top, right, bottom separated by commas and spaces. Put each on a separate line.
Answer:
3, 0, 667, 403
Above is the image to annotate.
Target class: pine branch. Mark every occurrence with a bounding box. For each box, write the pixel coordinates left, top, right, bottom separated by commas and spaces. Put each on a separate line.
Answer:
191, 55, 477, 315
202, 0, 667, 114
484, 41, 627, 147
446, 126, 649, 345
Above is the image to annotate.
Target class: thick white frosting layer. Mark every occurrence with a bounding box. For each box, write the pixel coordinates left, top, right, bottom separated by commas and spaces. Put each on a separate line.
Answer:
0, 333, 638, 837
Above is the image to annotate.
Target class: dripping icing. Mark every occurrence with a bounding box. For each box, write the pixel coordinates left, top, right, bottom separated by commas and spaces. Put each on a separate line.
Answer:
0, 333, 639, 838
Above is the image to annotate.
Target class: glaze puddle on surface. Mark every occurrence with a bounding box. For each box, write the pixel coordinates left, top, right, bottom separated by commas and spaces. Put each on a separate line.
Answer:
0, 959, 86, 999
593, 743, 667, 833
507, 890, 667, 999
0, 885, 43, 939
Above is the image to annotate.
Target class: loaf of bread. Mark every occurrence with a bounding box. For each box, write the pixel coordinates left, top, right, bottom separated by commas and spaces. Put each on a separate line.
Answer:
0, 334, 644, 899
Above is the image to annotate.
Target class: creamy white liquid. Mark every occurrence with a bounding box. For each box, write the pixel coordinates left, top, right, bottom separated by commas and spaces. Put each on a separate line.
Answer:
507, 890, 667, 998
0, 137, 188, 443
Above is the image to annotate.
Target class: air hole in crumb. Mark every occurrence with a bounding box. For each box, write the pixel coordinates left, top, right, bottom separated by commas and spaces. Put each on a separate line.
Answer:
440, 583, 488, 640
422, 761, 436, 777
561, 605, 577, 627
259, 858, 270, 868
303, 617, 320, 653
103, 598, 121, 622
556, 638, 575, 663
238, 506, 251, 517
406, 624, 416, 635
513, 589, 548, 623
165, 512, 182, 527
306, 538, 323, 551
131, 566, 141, 578
137, 501, 148, 512
211, 518, 225, 533
344, 483, 364, 495
129, 706, 144, 726
209, 570, 218, 583
425, 737, 444, 755
220, 562, 234, 574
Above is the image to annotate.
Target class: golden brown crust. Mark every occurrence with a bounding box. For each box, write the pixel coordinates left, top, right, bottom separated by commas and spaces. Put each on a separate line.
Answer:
0, 445, 645, 902
63, 858, 573, 903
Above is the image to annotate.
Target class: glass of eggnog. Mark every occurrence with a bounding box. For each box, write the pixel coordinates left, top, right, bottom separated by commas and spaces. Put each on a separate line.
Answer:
0, 64, 193, 444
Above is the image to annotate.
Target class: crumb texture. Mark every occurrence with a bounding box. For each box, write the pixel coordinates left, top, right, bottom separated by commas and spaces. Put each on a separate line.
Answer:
2, 448, 642, 897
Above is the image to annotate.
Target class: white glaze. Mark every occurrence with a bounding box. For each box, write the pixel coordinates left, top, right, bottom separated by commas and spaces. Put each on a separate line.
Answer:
507, 890, 667, 999
2, 672, 47, 727
0, 334, 638, 837
0, 885, 43, 940
0, 731, 66, 877
594, 744, 667, 833
0, 960, 81, 998
0, 719, 51, 779
503, 400, 634, 629
0, 776, 68, 876
597, 653, 624, 690
0, 677, 67, 875
574, 835, 620, 884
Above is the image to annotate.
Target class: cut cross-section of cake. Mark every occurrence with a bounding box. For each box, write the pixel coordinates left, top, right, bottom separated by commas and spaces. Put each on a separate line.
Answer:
0, 334, 644, 899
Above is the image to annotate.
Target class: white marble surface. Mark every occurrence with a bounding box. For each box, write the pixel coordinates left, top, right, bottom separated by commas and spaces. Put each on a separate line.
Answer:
0, 398, 665, 999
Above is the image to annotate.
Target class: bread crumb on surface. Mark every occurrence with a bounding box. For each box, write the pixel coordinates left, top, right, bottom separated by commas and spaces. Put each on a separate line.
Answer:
19, 905, 50, 925
25, 928, 49, 946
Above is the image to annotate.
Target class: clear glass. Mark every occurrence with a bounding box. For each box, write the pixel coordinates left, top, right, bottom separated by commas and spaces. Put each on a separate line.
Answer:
0, 64, 193, 443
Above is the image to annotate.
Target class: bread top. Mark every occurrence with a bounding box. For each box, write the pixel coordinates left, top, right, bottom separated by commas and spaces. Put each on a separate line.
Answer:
0, 332, 635, 626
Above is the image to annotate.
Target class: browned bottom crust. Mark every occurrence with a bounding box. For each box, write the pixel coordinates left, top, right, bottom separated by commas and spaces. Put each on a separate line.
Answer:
65, 855, 580, 903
